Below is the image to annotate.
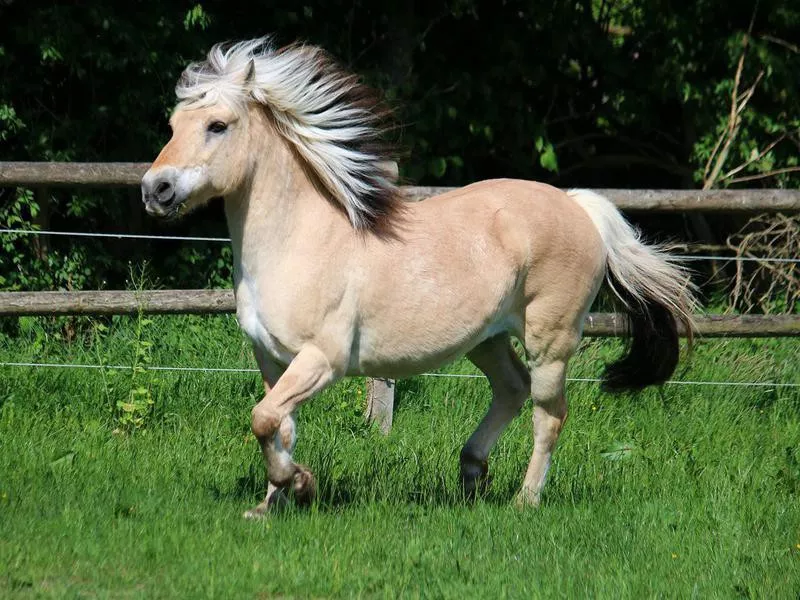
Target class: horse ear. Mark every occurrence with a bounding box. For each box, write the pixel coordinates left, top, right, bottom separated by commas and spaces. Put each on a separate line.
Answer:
243, 59, 256, 85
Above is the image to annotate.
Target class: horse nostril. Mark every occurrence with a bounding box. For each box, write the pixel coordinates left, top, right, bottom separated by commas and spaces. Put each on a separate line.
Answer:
156, 181, 171, 195
153, 180, 175, 204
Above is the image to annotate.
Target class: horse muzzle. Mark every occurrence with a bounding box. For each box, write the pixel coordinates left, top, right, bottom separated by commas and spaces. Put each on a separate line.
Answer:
141, 169, 184, 219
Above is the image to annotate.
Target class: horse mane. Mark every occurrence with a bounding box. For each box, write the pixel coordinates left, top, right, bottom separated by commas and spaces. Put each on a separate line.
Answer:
175, 37, 401, 231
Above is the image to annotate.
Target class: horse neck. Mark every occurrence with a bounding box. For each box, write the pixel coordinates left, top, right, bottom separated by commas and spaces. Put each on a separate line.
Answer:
223, 110, 353, 273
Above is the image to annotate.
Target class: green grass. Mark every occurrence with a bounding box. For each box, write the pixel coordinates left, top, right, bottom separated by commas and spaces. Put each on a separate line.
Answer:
1, 314, 799, 598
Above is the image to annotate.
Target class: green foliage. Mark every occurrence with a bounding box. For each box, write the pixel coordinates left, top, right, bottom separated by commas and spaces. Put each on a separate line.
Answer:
0, 102, 24, 141
0, 0, 797, 294
0, 188, 95, 291
94, 268, 163, 431
184, 4, 212, 31
536, 137, 559, 173
110, 314, 157, 431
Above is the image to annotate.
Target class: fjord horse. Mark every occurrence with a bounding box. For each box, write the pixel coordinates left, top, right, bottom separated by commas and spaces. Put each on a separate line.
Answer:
142, 38, 695, 517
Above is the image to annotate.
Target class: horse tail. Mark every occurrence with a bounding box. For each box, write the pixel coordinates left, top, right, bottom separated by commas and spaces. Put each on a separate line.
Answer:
568, 189, 697, 392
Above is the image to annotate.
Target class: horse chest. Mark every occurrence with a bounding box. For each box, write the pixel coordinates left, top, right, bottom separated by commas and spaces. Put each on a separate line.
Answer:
234, 275, 296, 365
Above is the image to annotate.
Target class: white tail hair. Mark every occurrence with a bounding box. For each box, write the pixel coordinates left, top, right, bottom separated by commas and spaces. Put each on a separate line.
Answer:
569, 189, 697, 390
569, 189, 697, 323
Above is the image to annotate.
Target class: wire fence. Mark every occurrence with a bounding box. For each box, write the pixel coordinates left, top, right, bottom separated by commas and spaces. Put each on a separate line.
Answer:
0, 360, 797, 389
0, 228, 231, 243
1, 225, 797, 391
1, 227, 799, 264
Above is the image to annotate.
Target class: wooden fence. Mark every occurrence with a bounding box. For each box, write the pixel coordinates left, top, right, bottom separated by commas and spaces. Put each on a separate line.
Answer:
0, 290, 797, 336
2, 162, 799, 432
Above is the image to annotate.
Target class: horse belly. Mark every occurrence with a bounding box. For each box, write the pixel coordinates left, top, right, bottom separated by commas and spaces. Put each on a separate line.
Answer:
352, 285, 523, 378
351, 315, 519, 377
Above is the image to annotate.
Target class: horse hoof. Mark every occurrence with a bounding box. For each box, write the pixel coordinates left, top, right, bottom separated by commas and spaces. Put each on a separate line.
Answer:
243, 505, 269, 520
243, 486, 291, 519
292, 466, 316, 505
514, 489, 541, 510
461, 473, 493, 501
460, 455, 491, 500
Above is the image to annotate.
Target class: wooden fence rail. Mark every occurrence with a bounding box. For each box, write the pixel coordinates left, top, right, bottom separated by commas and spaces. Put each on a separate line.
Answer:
2, 162, 800, 212
1, 290, 798, 337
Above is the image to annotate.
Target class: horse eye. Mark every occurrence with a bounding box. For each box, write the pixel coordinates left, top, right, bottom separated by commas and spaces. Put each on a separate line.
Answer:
207, 121, 228, 134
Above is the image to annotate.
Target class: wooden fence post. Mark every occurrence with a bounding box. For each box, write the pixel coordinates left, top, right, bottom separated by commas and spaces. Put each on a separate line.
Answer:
365, 377, 395, 434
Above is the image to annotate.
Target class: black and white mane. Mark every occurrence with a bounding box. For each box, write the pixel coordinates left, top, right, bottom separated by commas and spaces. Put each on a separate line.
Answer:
176, 37, 400, 230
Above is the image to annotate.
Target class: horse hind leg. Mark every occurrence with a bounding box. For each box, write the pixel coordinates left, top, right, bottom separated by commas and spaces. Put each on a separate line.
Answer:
516, 328, 579, 508
460, 333, 531, 498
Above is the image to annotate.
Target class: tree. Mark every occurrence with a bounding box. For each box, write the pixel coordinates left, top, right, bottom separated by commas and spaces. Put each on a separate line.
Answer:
0, 0, 797, 296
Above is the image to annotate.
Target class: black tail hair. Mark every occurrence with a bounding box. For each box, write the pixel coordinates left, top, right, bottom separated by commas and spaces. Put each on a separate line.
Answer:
600, 272, 682, 393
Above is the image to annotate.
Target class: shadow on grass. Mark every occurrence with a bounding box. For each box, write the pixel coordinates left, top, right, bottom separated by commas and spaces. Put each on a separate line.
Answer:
206, 460, 574, 514
210, 469, 466, 510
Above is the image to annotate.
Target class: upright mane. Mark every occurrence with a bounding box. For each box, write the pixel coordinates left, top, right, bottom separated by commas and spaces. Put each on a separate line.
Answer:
175, 37, 401, 231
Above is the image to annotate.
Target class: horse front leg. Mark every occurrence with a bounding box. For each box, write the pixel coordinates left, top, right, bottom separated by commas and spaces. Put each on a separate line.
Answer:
244, 345, 337, 519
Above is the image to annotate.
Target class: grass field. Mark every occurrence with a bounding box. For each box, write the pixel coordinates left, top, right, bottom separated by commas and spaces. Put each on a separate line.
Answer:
1, 314, 799, 598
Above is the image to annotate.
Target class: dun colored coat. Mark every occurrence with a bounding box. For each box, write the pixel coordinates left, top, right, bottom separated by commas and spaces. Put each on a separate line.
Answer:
142, 38, 696, 518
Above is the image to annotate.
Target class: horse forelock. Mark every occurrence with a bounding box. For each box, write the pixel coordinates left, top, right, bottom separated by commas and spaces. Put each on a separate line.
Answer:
174, 36, 401, 231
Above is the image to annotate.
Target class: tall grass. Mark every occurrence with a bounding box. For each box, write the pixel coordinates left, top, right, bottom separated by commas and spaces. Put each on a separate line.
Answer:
1, 315, 798, 598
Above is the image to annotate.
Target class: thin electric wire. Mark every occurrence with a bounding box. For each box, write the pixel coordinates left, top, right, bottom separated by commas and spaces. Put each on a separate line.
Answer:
0, 361, 797, 388
0, 228, 231, 243
1, 228, 797, 264
678, 255, 800, 264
